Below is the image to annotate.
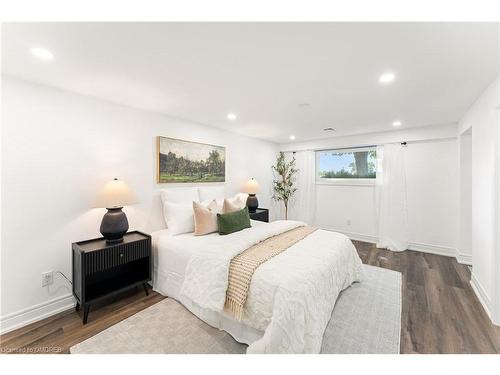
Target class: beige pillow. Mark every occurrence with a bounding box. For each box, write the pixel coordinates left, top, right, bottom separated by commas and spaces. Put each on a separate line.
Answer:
193, 200, 219, 236
223, 196, 247, 213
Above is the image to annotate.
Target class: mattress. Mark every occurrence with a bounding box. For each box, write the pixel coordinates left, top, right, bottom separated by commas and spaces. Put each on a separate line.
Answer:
152, 220, 267, 344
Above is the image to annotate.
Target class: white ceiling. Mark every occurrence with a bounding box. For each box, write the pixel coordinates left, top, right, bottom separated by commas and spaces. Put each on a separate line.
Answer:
2, 22, 498, 143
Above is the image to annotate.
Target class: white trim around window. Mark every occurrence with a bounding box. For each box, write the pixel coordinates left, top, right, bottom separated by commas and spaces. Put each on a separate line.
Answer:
315, 146, 377, 185
315, 178, 376, 186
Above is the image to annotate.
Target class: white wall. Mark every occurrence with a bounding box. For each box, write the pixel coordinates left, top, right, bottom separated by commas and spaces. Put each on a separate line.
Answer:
305, 138, 459, 256
0, 76, 278, 332
279, 123, 461, 257
405, 139, 459, 252
315, 183, 376, 240
458, 77, 499, 323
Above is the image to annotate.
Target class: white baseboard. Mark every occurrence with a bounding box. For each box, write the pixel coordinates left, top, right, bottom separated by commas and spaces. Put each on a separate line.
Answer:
407, 242, 457, 258
321, 227, 469, 265
329, 229, 378, 244
456, 252, 473, 266
470, 272, 492, 321
0, 293, 75, 335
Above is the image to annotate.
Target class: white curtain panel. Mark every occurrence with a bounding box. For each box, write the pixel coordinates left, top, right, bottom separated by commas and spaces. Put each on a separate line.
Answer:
288, 150, 317, 224
375, 144, 410, 252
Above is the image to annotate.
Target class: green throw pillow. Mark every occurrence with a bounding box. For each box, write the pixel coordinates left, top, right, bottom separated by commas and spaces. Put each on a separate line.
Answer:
217, 207, 251, 235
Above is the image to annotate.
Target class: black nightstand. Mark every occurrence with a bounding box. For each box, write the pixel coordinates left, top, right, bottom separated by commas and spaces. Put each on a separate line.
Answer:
72, 231, 151, 324
249, 208, 269, 223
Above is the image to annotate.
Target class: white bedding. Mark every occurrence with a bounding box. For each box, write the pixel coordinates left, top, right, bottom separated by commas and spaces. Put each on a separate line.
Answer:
153, 220, 362, 353
152, 220, 268, 343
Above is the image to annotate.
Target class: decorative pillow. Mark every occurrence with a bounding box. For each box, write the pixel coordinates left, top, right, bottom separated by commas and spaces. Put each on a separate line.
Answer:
217, 207, 251, 235
193, 200, 219, 236
223, 199, 240, 214
234, 192, 249, 206
223, 194, 248, 213
201, 198, 224, 213
162, 201, 195, 235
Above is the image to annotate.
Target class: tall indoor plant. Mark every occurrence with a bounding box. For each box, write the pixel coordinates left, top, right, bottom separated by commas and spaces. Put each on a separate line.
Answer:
272, 151, 298, 220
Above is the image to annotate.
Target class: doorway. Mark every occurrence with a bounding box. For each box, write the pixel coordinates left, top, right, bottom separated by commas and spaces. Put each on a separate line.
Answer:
459, 127, 472, 264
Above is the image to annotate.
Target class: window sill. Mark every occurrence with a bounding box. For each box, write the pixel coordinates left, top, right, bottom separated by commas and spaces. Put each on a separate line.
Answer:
316, 178, 376, 187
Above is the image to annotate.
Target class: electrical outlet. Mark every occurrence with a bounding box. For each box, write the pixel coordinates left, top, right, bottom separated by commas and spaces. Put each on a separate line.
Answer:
41, 271, 53, 287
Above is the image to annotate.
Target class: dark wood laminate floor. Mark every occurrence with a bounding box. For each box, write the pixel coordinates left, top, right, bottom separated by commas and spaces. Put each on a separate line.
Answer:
354, 241, 500, 354
2, 242, 500, 354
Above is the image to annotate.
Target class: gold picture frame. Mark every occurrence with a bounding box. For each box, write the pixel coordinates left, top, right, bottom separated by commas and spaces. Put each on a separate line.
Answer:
156, 136, 226, 183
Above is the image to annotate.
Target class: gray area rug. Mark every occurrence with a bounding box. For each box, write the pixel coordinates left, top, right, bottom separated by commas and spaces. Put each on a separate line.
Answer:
71, 265, 401, 354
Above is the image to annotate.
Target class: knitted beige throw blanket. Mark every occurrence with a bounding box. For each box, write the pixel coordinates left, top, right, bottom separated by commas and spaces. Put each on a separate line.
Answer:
224, 226, 318, 320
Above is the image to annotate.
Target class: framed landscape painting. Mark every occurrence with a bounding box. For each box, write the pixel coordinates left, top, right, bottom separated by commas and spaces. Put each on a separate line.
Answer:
156, 136, 226, 183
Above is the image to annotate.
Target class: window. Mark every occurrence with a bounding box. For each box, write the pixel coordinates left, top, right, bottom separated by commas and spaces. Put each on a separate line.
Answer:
316, 147, 377, 183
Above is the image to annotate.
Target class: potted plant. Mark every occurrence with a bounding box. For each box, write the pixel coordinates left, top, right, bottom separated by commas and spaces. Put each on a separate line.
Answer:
272, 151, 298, 220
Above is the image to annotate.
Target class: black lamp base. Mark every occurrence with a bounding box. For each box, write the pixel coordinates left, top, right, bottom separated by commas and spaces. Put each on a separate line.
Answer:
100, 207, 129, 244
246, 194, 259, 213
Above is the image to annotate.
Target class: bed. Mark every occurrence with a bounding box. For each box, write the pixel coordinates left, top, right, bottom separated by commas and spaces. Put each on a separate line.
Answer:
152, 218, 363, 354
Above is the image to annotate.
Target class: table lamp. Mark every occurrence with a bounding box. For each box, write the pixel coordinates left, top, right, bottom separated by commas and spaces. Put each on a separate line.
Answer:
95, 178, 137, 244
244, 178, 260, 213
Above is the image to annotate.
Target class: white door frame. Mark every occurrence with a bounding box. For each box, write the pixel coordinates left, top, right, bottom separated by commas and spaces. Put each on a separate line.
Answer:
493, 106, 500, 325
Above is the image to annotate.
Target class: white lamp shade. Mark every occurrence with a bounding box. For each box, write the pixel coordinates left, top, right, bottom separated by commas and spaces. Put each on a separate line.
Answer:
243, 178, 260, 194
95, 178, 137, 208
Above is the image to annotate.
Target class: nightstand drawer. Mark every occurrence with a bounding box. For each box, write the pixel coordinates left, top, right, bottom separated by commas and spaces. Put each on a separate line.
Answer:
83, 240, 150, 275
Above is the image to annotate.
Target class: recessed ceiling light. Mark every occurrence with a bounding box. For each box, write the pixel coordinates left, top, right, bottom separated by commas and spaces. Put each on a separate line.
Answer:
379, 72, 395, 84
30, 47, 54, 61
227, 113, 237, 121
289, 135, 296, 140
392, 121, 402, 127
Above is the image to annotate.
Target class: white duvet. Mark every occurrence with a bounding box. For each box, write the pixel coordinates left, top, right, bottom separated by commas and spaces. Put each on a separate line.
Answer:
179, 220, 363, 354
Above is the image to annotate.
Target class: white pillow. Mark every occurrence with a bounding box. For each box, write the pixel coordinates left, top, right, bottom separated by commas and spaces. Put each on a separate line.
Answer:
226, 193, 248, 209
199, 186, 225, 202
162, 201, 195, 235
160, 187, 200, 229
160, 187, 199, 204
